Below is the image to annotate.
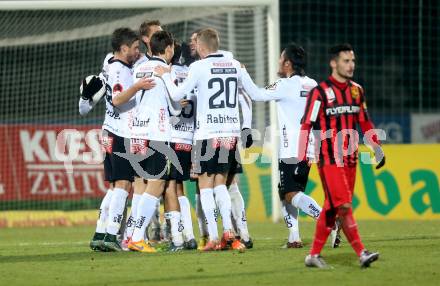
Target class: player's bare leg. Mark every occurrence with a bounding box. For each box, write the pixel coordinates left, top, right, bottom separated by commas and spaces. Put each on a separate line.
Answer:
176, 181, 197, 249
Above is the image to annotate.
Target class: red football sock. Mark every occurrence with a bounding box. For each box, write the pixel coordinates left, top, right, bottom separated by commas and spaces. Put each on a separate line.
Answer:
310, 209, 335, 255
338, 207, 364, 256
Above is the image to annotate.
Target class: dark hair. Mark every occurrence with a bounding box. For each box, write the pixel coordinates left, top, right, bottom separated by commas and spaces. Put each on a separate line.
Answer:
329, 43, 354, 60
171, 41, 181, 65
283, 43, 306, 76
180, 41, 196, 65
139, 20, 161, 37
150, 30, 174, 55
111, 28, 139, 52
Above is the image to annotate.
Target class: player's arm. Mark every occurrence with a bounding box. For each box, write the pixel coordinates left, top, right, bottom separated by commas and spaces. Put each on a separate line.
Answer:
358, 88, 385, 169
238, 90, 253, 148
112, 69, 156, 106
239, 67, 285, 101
155, 64, 198, 102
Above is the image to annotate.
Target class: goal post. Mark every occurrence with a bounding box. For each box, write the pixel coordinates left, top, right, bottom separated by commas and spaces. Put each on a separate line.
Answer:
0, 0, 281, 222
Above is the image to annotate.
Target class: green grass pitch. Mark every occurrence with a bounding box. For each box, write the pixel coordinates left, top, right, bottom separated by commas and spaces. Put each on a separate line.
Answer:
1, 221, 439, 285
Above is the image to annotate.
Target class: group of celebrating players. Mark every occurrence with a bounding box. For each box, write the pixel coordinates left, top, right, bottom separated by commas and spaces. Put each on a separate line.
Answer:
79, 19, 385, 268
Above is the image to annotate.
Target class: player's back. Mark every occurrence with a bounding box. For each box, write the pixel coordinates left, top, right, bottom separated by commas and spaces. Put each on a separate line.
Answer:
132, 57, 171, 141
191, 53, 242, 140
102, 57, 135, 138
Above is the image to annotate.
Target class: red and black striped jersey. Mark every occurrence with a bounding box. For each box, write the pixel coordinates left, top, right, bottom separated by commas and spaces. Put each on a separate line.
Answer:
299, 76, 374, 167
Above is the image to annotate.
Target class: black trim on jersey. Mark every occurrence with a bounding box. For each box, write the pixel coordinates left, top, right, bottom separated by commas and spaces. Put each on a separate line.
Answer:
108, 56, 133, 68
145, 53, 152, 60
150, 57, 167, 64
206, 54, 224, 58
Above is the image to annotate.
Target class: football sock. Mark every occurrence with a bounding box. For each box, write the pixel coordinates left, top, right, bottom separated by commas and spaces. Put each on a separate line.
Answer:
291, 192, 321, 219
195, 193, 209, 237
228, 183, 250, 241
281, 201, 300, 242
310, 209, 335, 255
200, 188, 219, 241
124, 193, 141, 240
178, 196, 195, 241
95, 189, 112, 234
168, 211, 184, 246
213, 184, 233, 231
338, 207, 364, 256
131, 193, 159, 242
106, 188, 128, 236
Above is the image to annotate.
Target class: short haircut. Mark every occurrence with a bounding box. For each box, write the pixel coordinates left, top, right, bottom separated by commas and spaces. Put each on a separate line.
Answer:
197, 28, 219, 52
139, 20, 161, 37
329, 43, 354, 60
150, 30, 174, 55
111, 28, 139, 52
283, 43, 307, 76
171, 40, 181, 65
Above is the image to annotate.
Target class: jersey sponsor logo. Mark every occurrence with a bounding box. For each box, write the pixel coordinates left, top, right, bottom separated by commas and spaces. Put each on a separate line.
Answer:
174, 143, 192, 152
211, 68, 237, 74
351, 86, 360, 99
130, 138, 148, 155
100, 135, 114, 153
211, 137, 237, 150
132, 117, 150, 127
265, 80, 280, 90
300, 90, 308, 97
282, 125, 288, 148
325, 87, 335, 103
158, 108, 166, 132
325, 105, 360, 116
213, 62, 232, 67
302, 84, 315, 91
106, 108, 120, 120
173, 122, 193, 132
206, 114, 239, 124
136, 72, 153, 78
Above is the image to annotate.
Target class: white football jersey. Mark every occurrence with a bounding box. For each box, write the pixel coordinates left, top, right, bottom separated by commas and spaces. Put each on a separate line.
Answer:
162, 52, 249, 140
101, 57, 136, 138
240, 71, 317, 159
131, 57, 174, 141
170, 64, 196, 144
238, 91, 252, 129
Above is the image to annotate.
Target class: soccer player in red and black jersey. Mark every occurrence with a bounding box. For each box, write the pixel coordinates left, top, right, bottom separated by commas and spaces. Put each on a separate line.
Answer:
298, 43, 385, 268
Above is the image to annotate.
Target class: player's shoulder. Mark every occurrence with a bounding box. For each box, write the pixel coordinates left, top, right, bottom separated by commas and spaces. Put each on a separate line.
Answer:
108, 57, 132, 72
298, 76, 318, 91
349, 80, 364, 93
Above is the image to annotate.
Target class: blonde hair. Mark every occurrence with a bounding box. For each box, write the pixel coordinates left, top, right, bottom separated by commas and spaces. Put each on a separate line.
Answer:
197, 28, 219, 52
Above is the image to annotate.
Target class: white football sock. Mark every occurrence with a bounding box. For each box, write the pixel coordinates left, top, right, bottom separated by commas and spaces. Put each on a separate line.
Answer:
213, 185, 233, 231
228, 183, 250, 241
199, 188, 219, 241
106, 188, 128, 235
291, 192, 322, 220
124, 193, 141, 240
178, 196, 195, 241
95, 189, 113, 234
168, 211, 184, 246
195, 193, 209, 237
282, 201, 300, 242
131, 193, 159, 242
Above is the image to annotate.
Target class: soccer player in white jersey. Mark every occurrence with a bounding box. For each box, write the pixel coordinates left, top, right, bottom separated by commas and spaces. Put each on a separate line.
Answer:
238, 43, 340, 248
155, 28, 260, 251
122, 19, 164, 247
126, 30, 185, 253
85, 28, 154, 252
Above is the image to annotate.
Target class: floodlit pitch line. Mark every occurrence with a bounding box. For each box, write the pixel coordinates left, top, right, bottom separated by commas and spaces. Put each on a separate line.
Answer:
26, 164, 103, 170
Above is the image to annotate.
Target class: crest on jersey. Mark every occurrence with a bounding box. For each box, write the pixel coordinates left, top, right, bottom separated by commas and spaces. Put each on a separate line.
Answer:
113, 83, 123, 94
351, 86, 360, 99
325, 87, 335, 103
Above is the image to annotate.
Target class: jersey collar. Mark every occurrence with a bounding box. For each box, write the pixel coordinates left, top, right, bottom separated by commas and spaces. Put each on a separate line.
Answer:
206, 53, 224, 59
150, 56, 167, 64
108, 56, 132, 68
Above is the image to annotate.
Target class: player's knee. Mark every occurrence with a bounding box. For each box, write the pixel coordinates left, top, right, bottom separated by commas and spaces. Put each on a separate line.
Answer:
337, 203, 352, 216
114, 180, 131, 191
284, 191, 298, 204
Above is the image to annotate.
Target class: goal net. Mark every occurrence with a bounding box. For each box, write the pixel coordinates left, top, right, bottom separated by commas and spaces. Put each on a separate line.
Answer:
0, 0, 281, 226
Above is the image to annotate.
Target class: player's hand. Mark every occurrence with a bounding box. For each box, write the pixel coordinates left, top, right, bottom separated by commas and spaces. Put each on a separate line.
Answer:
241, 128, 253, 148
81, 75, 103, 101
135, 77, 156, 91
294, 160, 310, 183
180, 99, 189, 108
374, 146, 386, 169
154, 65, 171, 77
